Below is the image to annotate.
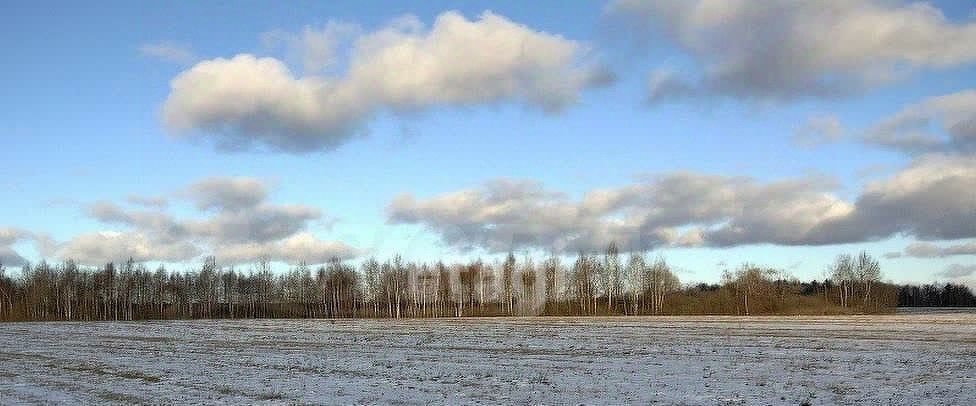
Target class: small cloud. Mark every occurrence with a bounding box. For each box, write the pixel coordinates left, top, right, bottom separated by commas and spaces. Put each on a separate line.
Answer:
793, 115, 846, 148
883, 251, 902, 259
183, 176, 269, 211
140, 41, 196, 65
0, 246, 27, 267
127, 194, 168, 209
938, 264, 976, 279
855, 163, 894, 180
260, 21, 360, 74
861, 89, 976, 155
904, 241, 976, 258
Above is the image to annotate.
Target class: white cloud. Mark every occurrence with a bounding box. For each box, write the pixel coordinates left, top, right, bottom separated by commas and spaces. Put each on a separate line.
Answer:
162, 11, 607, 153
0, 227, 31, 246
47, 177, 356, 266
813, 154, 976, 242
261, 21, 360, 74
388, 174, 853, 253
864, 89, 976, 154
55, 231, 201, 265
389, 155, 976, 253
214, 232, 359, 265
607, 0, 976, 101
800, 89, 976, 154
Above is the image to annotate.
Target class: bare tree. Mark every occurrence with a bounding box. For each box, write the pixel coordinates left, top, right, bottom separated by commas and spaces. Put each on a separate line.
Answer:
855, 251, 881, 309
603, 242, 621, 314
646, 256, 679, 315
542, 253, 560, 314
520, 255, 537, 315
625, 252, 645, 314
502, 252, 516, 315
830, 254, 855, 308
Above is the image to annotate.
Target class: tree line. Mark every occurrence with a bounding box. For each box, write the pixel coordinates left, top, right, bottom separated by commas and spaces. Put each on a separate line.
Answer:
898, 283, 976, 307
0, 243, 910, 322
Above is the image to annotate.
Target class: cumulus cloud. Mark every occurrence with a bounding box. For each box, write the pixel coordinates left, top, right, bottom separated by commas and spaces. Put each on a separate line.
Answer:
140, 41, 197, 64
162, 11, 607, 152
938, 264, 976, 279
902, 241, 976, 258
389, 155, 976, 253
48, 177, 354, 266
388, 174, 853, 253
808, 154, 976, 243
607, 0, 976, 101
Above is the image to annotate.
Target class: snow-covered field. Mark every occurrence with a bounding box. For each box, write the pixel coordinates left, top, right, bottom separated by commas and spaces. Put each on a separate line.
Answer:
2, 314, 975, 405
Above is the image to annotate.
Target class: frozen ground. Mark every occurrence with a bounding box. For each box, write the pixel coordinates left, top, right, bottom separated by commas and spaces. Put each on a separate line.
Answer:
2, 314, 975, 405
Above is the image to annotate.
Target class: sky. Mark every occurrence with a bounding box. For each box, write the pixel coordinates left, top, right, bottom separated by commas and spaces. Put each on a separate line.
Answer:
1, 0, 975, 286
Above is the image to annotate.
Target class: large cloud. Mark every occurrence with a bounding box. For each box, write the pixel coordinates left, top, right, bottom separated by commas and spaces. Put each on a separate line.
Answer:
388, 175, 853, 252
606, 0, 976, 102
809, 155, 976, 242
389, 155, 976, 253
162, 11, 607, 152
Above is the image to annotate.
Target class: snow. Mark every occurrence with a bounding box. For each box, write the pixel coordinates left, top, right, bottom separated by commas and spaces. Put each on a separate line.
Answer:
2, 314, 975, 404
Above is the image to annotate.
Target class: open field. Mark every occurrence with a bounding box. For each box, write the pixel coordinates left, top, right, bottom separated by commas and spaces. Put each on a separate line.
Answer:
2, 314, 975, 405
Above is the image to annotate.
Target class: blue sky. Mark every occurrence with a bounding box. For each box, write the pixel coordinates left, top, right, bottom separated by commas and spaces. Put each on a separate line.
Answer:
2, 1, 975, 285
